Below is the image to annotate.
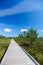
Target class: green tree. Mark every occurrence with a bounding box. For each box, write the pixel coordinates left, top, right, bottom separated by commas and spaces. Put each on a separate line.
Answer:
18, 31, 27, 45
27, 28, 38, 45
18, 33, 23, 38
22, 31, 27, 37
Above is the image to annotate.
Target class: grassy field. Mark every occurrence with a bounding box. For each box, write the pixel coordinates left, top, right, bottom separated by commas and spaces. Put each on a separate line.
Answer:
0, 36, 43, 65
0, 37, 11, 62
14, 37, 43, 65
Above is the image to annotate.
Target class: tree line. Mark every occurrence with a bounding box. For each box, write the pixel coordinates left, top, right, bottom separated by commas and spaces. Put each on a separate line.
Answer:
18, 28, 38, 45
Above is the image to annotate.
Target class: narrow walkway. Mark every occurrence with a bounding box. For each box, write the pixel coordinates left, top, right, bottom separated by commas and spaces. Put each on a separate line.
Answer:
1, 39, 39, 65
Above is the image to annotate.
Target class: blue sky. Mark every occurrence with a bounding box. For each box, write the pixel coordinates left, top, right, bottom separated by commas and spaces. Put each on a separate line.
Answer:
0, 0, 43, 37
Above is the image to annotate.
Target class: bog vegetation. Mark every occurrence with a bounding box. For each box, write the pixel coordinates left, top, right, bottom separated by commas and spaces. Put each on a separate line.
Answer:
14, 28, 43, 65
0, 36, 11, 62
0, 28, 43, 65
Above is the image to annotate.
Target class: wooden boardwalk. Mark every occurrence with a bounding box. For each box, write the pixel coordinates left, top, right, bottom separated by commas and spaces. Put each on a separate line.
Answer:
1, 39, 39, 65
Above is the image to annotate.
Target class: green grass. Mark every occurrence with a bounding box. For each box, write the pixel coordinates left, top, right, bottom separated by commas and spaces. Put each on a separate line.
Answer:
0, 37, 43, 65
0, 38, 11, 60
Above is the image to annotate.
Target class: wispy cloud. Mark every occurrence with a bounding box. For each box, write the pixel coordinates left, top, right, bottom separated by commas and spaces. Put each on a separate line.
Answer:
4, 28, 12, 33
0, 0, 41, 17
38, 30, 43, 32
0, 23, 16, 28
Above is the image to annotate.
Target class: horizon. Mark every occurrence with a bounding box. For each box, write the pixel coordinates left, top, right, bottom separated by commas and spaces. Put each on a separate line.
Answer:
0, 0, 43, 37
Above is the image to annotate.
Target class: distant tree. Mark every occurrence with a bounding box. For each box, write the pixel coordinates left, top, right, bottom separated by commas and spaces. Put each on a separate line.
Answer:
18, 31, 27, 45
0, 35, 6, 38
22, 31, 28, 44
27, 28, 38, 45
26, 31, 30, 41
18, 33, 23, 38
18, 28, 38, 45
22, 31, 27, 37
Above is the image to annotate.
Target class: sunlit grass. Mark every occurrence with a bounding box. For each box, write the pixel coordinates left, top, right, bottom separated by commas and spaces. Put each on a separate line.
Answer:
14, 37, 43, 65
0, 38, 11, 60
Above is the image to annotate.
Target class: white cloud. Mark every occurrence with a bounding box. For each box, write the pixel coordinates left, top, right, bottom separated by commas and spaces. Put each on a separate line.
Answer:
0, 0, 41, 17
4, 28, 12, 33
21, 29, 28, 32
0, 23, 16, 28
38, 30, 43, 32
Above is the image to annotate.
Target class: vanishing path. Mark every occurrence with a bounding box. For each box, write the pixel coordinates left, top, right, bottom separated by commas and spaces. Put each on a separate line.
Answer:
1, 39, 39, 65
